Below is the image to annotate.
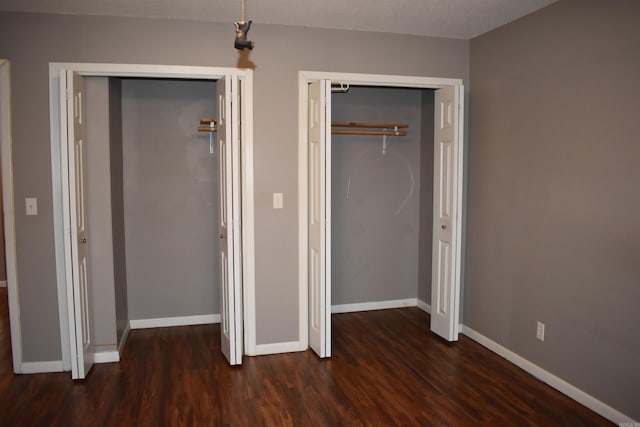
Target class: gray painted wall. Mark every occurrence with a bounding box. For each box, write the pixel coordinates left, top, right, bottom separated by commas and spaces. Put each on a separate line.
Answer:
468, 0, 640, 419
417, 90, 434, 304
0, 11, 468, 360
248, 27, 468, 344
85, 77, 118, 350
122, 78, 219, 319
0, 0, 638, 420
109, 78, 128, 345
331, 87, 422, 305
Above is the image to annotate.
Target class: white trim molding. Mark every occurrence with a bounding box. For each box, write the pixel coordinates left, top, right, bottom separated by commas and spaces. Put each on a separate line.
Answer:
21, 361, 64, 374
332, 298, 418, 314
118, 322, 130, 355
416, 299, 431, 314
461, 325, 637, 425
129, 314, 220, 330
0, 59, 23, 374
240, 73, 257, 357
49, 62, 256, 375
94, 351, 119, 364
298, 70, 465, 354
255, 341, 305, 356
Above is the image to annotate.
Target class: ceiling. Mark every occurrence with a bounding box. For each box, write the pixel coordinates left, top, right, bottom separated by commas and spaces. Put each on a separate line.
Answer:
0, 0, 558, 39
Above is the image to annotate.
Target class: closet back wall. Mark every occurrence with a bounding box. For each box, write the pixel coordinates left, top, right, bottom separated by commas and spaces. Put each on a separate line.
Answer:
331, 87, 423, 305
122, 78, 220, 320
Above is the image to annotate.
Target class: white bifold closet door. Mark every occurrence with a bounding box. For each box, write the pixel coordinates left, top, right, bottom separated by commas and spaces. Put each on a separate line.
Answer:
62, 70, 95, 379
308, 80, 332, 358
217, 75, 243, 365
307, 81, 463, 354
430, 85, 463, 342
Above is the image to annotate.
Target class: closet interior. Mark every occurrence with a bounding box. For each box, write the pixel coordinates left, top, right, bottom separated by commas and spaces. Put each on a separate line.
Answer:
330, 85, 435, 314
84, 77, 221, 356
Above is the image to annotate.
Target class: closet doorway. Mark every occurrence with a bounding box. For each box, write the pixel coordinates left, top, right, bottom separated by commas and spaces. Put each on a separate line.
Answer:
298, 72, 464, 358
50, 63, 256, 379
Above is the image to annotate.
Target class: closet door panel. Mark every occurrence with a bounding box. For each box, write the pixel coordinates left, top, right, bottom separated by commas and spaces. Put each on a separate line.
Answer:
64, 70, 95, 379
431, 85, 462, 342
218, 75, 242, 365
308, 80, 331, 358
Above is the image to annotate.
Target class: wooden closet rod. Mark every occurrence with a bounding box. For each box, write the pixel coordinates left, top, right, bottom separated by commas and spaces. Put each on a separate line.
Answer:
198, 118, 217, 132
332, 129, 407, 136
332, 121, 408, 129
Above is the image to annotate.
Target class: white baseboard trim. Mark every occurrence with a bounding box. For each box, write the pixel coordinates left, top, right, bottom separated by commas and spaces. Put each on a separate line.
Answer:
118, 322, 130, 354
0, 280, 6, 288
130, 314, 220, 329
21, 360, 64, 374
94, 351, 119, 364
461, 325, 636, 425
416, 299, 431, 314
332, 298, 417, 314
254, 341, 304, 356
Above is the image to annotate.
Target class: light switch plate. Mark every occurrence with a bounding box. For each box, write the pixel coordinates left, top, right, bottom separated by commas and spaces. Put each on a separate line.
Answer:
26, 197, 38, 216
536, 321, 545, 341
273, 193, 283, 209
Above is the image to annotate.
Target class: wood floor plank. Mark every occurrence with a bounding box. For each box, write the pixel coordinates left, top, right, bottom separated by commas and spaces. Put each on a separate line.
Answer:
0, 289, 612, 426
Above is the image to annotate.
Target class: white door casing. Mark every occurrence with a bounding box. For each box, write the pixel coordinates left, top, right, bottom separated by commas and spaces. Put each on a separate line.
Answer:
308, 80, 331, 358
50, 64, 255, 375
0, 59, 24, 374
217, 75, 243, 365
430, 85, 462, 341
63, 70, 94, 378
299, 71, 464, 354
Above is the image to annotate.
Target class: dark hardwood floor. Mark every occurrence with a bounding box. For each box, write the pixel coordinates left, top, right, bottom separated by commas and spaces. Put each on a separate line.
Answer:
0, 288, 611, 426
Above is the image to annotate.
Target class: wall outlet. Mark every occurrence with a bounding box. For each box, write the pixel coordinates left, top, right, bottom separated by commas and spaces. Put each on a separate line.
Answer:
536, 321, 545, 341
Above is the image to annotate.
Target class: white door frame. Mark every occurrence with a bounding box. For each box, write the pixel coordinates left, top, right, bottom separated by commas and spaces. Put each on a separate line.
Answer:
298, 71, 465, 349
0, 59, 24, 373
49, 62, 257, 372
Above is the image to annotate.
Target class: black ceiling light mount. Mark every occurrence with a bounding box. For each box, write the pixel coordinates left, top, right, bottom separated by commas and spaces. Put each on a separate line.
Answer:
234, 0, 254, 50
